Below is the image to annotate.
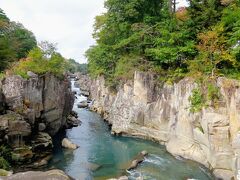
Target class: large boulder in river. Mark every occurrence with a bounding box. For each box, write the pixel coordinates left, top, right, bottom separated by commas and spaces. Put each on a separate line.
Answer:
127, 151, 148, 171
62, 138, 78, 150
1, 74, 74, 136
0, 169, 72, 180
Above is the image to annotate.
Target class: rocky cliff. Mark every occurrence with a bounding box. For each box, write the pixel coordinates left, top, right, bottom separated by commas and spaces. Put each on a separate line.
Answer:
0, 73, 74, 168
88, 71, 240, 180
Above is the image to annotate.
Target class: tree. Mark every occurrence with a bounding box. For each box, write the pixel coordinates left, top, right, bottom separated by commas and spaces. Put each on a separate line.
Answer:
0, 9, 37, 72
192, 26, 235, 76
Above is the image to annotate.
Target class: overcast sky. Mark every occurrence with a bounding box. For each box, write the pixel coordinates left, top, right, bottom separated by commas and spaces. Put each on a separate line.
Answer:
0, 0, 187, 63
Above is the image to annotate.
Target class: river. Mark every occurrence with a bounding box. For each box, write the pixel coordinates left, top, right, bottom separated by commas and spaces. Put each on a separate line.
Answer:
48, 80, 214, 180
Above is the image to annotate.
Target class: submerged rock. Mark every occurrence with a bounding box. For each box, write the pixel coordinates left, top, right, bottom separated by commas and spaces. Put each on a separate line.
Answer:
81, 162, 101, 171
127, 151, 148, 171
62, 138, 79, 150
0, 169, 72, 180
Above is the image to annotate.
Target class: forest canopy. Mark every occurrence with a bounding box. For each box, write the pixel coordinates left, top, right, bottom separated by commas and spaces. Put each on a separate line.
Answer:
0, 9, 85, 77
86, 0, 240, 86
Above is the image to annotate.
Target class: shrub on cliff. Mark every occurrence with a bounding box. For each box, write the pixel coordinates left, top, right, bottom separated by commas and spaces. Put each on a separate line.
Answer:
0, 157, 10, 170
0, 9, 37, 72
10, 45, 65, 79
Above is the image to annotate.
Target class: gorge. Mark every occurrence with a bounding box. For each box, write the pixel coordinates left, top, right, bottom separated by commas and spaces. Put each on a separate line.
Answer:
0, 73, 214, 180
1, 0, 240, 179
86, 71, 240, 180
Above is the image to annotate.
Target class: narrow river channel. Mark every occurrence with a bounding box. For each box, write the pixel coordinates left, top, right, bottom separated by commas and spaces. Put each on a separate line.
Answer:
48, 80, 214, 180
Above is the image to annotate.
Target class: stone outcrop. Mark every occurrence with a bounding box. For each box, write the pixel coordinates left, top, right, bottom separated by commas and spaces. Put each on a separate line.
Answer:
0, 169, 73, 180
75, 73, 91, 92
2, 74, 74, 136
90, 71, 240, 180
0, 73, 74, 168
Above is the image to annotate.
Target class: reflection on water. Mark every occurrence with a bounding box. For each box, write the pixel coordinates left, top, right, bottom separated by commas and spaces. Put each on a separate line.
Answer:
48, 81, 214, 180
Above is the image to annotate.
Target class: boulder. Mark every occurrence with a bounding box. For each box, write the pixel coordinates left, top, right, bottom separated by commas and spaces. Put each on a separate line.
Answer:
81, 162, 101, 171
0, 169, 72, 180
127, 151, 148, 171
61, 138, 79, 150
65, 115, 81, 129
77, 101, 88, 108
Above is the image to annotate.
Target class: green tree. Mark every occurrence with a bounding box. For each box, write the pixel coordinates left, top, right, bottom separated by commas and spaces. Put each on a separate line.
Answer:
0, 9, 37, 72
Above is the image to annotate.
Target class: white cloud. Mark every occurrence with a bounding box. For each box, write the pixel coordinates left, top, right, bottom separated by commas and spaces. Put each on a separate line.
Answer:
0, 0, 105, 63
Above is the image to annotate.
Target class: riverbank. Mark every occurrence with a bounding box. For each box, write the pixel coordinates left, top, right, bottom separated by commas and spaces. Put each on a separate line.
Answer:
77, 71, 240, 180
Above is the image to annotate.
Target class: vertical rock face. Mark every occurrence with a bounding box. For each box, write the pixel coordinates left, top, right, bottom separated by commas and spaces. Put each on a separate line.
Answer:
0, 73, 74, 167
0, 73, 74, 168
90, 71, 240, 180
2, 74, 74, 136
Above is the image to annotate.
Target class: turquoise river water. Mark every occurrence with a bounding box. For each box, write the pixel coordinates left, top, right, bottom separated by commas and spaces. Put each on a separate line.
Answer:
48, 81, 214, 180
